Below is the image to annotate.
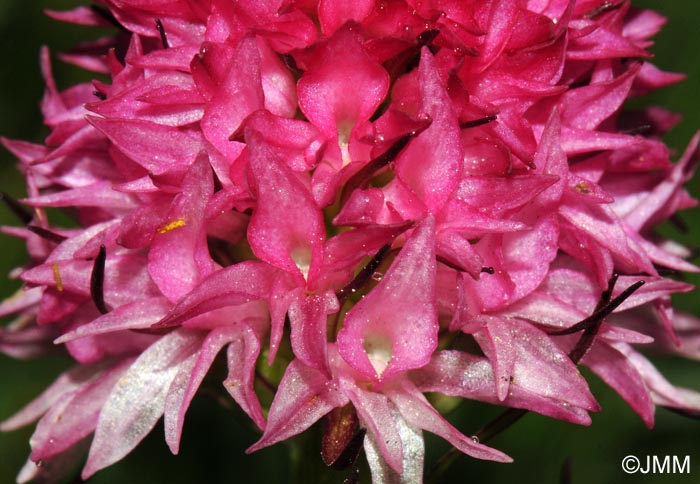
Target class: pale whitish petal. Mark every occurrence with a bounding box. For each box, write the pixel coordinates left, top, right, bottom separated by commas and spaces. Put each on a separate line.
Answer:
30, 359, 134, 461
17, 438, 90, 484
163, 351, 199, 454
344, 383, 403, 473
1, 363, 109, 431
363, 405, 424, 484
82, 330, 202, 479
165, 325, 257, 454
389, 383, 512, 463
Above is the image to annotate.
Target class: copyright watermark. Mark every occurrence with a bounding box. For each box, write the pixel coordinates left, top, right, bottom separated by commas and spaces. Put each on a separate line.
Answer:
622, 455, 690, 474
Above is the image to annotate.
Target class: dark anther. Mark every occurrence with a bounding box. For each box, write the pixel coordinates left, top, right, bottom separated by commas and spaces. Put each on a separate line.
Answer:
460, 115, 497, 129
551, 275, 645, 364
620, 124, 652, 136
27, 225, 67, 244
481, 266, 495, 274
155, 18, 169, 49
281, 53, 303, 77
0, 191, 33, 225
416, 29, 440, 47
337, 245, 391, 302
584, 1, 624, 19
340, 118, 432, 208
90, 245, 109, 315
93, 90, 107, 100
90, 5, 124, 30
550, 276, 644, 337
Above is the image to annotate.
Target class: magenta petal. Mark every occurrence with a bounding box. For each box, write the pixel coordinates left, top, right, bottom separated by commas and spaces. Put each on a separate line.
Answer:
337, 217, 437, 380
201, 36, 263, 160
148, 153, 216, 302
297, 26, 389, 140
289, 290, 339, 375
318, 0, 374, 34
82, 330, 202, 479
247, 359, 347, 453
395, 48, 462, 213
155, 261, 275, 328
87, 116, 203, 177
247, 129, 325, 282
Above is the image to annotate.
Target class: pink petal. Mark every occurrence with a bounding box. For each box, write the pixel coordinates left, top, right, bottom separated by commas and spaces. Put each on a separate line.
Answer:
55, 297, 171, 343
223, 323, 266, 429
289, 290, 339, 375
247, 359, 347, 452
343, 382, 403, 473
297, 25, 389, 140
363, 405, 424, 484
395, 48, 462, 213
246, 129, 325, 284
582, 341, 654, 428
337, 216, 437, 380
148, 153, 217, 302
0, 364, 109, 431
155, 261, 275, 328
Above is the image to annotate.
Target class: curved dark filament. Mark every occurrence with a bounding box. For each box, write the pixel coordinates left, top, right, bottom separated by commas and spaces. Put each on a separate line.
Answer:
90, 5, 124, 30
90, 245, 109, 314
584, 1, 624, 19
336, 244, 392, 303
27, 225, 67, 244
155, 18, 169, 49
1, 191, 33, 225
339, 119, 431, 208
459, 115, 497, 130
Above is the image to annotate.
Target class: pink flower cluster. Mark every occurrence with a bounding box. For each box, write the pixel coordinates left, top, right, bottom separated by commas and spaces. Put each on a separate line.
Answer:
1, 0, 699, 482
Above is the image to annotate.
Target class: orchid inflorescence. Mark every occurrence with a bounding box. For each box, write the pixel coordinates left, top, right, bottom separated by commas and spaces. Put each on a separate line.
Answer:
1, 1, 699, 482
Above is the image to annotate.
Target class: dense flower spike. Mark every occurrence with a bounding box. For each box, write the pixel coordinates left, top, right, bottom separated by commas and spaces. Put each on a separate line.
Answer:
1, 1, 699, 483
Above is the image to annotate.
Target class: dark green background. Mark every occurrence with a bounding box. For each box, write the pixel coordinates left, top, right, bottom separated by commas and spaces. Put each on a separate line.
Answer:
0, 2, 698, 483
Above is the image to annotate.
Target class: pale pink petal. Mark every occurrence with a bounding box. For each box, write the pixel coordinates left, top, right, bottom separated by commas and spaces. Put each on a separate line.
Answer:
247, 359, 347, 452
337, 217, 437, 380
389, 383, 512, 462
82, 330, 203, 478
